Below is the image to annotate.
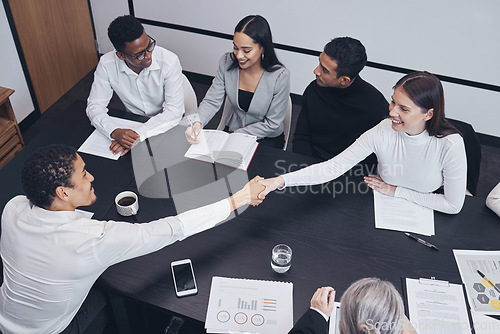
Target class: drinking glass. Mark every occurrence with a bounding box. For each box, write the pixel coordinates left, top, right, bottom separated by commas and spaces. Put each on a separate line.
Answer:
271, 244, 292, 273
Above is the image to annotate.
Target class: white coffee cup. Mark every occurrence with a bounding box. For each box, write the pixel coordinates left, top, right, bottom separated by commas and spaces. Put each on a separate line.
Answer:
115, 191, 139, 216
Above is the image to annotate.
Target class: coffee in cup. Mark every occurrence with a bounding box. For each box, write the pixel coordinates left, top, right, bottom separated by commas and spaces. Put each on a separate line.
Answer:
115, 191, 139, 216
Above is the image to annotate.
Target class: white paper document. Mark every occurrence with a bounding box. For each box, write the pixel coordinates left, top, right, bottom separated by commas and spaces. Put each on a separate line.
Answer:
373, 191, 435, 236
205, 276, 293, 334
406, 277, 471, 334
471, 313, 500, 334
328, 302, 341, 334
453, 250, 500, 315
78, 117, 144, 160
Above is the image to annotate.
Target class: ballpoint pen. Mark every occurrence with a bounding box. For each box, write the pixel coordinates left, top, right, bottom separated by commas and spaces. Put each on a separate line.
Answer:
404, 233, 439, 251
477, 270, 500, 294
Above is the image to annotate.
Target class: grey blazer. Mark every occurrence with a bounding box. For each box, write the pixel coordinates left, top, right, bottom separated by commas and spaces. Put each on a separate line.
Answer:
197, 53, 290, 139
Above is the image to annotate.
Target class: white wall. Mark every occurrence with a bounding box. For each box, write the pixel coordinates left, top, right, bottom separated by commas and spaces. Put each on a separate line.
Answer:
0, 7, 34, 122
85, 1, 500, 137
89, 0, 129, 54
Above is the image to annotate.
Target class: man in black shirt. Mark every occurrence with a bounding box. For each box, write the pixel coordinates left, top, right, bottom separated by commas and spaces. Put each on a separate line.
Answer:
293, 37, 388, 170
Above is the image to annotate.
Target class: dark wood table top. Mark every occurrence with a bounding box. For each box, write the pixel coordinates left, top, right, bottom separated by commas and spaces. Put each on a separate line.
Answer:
1, 100, 499, 324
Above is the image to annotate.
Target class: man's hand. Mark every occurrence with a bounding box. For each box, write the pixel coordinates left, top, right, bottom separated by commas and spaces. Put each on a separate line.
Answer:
230, 176, 266, 211
111, 128, 140, 149
257, 176, 285, 199
185, 122, 202, 144
364, 174, 396, 197
310, 287, 336, 317
109, 140, 130, 156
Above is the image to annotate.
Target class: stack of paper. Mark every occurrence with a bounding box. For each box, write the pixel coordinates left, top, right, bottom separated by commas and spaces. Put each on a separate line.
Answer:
406, 277, 471, 334
78, 117, 143, 160
373, 191, 435, 236
205, 277, 293, 334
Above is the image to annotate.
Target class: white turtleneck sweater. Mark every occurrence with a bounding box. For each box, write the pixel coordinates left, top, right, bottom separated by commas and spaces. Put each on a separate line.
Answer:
282, 119, 467, 214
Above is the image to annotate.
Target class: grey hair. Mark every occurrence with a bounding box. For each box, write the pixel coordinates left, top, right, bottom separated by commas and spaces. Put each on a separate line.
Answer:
340, 278, 404, 334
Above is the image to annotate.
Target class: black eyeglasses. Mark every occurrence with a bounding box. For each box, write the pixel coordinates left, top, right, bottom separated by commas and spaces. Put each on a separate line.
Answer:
121, 35, 156, 61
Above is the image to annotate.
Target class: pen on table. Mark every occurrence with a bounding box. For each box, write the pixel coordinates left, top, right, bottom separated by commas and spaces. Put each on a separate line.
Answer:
404, 233, 439, 251
477, 270, 500, 294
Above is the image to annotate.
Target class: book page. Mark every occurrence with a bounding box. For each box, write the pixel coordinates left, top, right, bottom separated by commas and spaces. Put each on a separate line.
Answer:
215, 133, 257, 170
373, 191, 435, 236
185, 130, 229, 161
406, 278, 471, 334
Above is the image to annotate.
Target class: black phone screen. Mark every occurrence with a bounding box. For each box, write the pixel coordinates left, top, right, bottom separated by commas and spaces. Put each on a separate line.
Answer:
173, 263, 195, 292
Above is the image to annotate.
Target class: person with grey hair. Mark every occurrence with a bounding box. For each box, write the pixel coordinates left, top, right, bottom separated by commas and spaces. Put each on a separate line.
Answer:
289, 278, 417, 334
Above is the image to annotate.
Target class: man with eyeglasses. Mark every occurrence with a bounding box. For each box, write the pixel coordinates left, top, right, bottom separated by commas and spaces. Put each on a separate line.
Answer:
86, 15, 184, 156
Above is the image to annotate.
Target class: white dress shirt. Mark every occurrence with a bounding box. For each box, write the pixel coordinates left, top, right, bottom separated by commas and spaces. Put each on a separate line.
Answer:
486, 182, 500, 217
282, 119, 467, 214
0, 196, 230, 334
86, 46, 184, 141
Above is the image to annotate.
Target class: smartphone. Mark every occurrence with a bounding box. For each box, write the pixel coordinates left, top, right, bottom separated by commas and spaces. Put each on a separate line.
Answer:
171, 259, 198, 297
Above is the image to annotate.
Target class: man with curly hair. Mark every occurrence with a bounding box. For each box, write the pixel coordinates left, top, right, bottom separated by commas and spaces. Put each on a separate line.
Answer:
0, 144, 264, 333
86, 15, 184, 156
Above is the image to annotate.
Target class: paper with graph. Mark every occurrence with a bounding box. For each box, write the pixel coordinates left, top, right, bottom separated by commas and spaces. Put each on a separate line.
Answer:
205, 276, 293, 334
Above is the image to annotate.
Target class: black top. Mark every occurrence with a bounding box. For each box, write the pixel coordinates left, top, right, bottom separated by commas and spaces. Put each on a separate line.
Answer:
238, 89, 254, 112
292, 76, 388, 161
288, 309, 328, 334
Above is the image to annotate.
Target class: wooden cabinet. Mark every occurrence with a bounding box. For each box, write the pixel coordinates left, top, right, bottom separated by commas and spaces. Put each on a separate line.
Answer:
0, 87, 24, 169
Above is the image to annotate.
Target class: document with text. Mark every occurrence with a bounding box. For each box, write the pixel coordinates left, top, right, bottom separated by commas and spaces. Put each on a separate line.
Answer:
453, 250, 500, 315
373, 191, 434, 236
78, 117, 143, 160
205, 276, 293, 334
406, 277, 471, 334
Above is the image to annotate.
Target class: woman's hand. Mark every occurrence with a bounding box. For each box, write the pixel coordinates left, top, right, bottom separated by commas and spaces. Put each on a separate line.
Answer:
257, 176, 285, 199
229, 176, 266, 210
364, 174, 396, 197
310, 287, 336, 317
185, 122, 202, 144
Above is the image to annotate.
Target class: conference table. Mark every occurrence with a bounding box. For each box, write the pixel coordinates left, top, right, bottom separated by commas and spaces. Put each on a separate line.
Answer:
1, 100, 499, 332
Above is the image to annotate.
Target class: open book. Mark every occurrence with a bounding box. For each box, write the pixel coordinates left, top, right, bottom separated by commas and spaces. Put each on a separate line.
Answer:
184, 130, 259, 171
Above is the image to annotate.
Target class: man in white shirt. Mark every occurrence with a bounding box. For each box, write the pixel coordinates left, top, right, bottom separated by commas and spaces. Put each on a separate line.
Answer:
86, 15, 184, 156
0, 144, 264, 334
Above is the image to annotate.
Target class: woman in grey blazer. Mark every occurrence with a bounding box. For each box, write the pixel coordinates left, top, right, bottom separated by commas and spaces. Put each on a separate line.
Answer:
186, 15, 290, 148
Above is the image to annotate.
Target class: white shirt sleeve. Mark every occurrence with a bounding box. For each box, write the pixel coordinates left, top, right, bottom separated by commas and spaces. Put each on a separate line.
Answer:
86, 60, 117, 140
394, 136, 466, 214
135, 55, 184, 140
486, 182, 500, 217
282, 125, 377, 187
93, 199, 231, 266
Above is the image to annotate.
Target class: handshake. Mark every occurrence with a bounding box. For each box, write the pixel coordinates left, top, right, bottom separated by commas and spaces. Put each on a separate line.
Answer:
229, 176, 285, 210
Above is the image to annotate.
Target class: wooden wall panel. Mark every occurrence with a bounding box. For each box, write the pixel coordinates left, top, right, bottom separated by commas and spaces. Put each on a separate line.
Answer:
8, 0, 98, 113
